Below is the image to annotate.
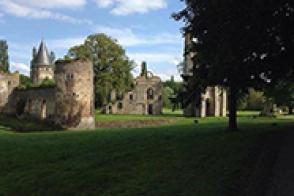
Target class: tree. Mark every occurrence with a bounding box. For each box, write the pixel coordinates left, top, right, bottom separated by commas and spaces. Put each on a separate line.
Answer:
67, 34, 134, 107
0, 40, 9, 73
162, 86, 174, 108
163, 76, 183, 95
174, 0, 294, 130
265, 80, 294, 114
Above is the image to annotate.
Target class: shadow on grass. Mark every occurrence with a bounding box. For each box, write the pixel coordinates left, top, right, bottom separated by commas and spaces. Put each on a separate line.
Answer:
0, 115, 62, 132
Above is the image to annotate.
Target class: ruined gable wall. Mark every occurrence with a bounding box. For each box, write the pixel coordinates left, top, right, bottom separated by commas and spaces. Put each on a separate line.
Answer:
112, 76, 163, 115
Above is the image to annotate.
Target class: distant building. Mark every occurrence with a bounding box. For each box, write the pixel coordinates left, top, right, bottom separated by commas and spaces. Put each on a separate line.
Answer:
104, 62, 163, 115
182, 33, 227, 117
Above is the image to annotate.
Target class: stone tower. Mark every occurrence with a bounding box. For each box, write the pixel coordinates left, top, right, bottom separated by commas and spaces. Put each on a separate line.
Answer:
54, 59, 95, 129
31, 40, 54, 85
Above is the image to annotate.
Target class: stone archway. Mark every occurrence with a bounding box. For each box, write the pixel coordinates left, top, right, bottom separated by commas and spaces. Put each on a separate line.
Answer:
16, 99, 26, 117
41, 99, 47, 119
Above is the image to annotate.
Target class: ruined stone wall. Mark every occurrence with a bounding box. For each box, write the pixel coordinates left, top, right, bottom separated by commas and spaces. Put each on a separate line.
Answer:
108, 75, 163, 115
0, 72, 19, 112
3, 87, 55, 120
54, 59, 95, 129
31, 65, 54, 85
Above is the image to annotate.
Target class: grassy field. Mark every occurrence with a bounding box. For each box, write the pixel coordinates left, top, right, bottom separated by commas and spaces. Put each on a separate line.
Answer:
95, 108, 183, 122
0, 112, 293, 196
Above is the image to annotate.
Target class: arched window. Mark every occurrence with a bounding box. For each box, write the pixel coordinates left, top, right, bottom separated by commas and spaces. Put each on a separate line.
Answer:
147, 88, 154, 100
28, 99, 33, 113
118, 102, 123, 110
41, 99, 47, 119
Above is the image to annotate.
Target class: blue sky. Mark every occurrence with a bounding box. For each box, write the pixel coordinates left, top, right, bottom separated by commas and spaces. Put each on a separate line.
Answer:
0, 0, 185, 81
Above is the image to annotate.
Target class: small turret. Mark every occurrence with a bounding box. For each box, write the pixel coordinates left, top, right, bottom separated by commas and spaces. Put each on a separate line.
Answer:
32, 40, 50, 67
32, 47, 37, 59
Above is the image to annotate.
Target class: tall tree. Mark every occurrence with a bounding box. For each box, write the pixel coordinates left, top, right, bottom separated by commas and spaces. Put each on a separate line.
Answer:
67, 34, 134, 107
174, 0, 294, 130
265, 80, 294, 114
0, 40, 9, 73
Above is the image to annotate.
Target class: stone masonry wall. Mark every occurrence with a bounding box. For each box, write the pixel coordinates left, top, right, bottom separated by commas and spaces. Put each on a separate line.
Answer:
54, 59, 95, 129
0, 72, 19, 112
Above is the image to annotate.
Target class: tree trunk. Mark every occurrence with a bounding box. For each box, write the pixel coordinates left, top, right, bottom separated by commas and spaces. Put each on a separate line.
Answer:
228, 86, 238, 131
289, 105, 293, 115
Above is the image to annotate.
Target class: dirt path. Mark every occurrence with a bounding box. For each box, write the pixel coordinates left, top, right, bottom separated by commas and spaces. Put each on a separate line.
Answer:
266, 129, 294, 196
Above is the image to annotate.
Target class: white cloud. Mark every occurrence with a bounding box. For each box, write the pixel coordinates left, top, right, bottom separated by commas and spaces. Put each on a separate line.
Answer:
10, 62, 30, 75
95, 0, 167, 15
13, 0, 86, 9
48, 37, 86, 49
95, 26, 181, 47
0, 0, 91, 25
95, 0, 113, 8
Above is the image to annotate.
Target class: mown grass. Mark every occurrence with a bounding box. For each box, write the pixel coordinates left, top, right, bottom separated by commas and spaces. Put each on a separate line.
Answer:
0, 113, 293, 196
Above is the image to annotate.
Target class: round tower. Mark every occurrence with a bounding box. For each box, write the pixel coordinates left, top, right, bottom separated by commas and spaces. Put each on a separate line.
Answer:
54, 59, 95, 129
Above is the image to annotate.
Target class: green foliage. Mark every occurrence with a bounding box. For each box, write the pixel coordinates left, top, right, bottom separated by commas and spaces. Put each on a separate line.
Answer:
174, 0, 294, 130
0, 40, 9, 73
264, 80, 294, 113
163, 76, 183, 95
67, 33, 134, 107
247, 89, 266, 110
163, 76, 183, 109
162, 86, 174, 108
17, 75, 55, 90
40, 78, 56, 88
238, 89, 265, 110
17, 74, 33, 90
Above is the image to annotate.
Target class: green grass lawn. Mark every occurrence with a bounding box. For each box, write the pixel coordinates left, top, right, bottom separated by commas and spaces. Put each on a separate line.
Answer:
0, 113, 293, 196
95, 108, 183, 122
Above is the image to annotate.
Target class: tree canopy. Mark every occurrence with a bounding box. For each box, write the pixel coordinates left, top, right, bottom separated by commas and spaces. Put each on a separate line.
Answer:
174, 0, 294, 130
66, 34, 134, 107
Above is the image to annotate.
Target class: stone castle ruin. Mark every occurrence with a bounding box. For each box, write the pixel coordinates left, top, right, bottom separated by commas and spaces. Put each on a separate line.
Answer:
0, 41, 95, 129
104, 62, 163, 115
182, 33, 227, 117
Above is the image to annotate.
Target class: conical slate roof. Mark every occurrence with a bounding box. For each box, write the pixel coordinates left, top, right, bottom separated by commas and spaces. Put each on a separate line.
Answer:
33, 41, 51, 66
